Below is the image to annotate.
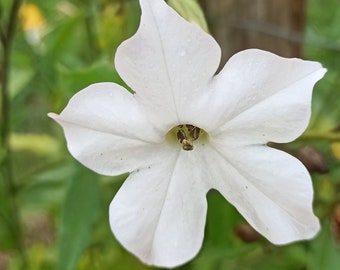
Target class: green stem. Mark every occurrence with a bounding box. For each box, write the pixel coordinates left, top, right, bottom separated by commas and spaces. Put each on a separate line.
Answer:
300, 131, 340, 142
84, 0, 99, 62
0, 0, 27, 268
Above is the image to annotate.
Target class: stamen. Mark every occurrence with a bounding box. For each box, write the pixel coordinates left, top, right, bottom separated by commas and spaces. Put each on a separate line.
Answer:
176, 129, 186, 143
186, 124, 201, 141
182, 139, 194, 151
175, 124, 202, 151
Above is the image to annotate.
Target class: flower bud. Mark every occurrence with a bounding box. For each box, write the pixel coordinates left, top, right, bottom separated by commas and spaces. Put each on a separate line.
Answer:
234, 224, 261, 243
295, 146, 329, 174
331, 204, 340, 244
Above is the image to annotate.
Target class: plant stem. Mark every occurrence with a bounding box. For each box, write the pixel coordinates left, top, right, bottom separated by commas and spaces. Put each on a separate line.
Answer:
84, 0, 99, 62
300, 131, 340, 142
0, 0, 27, 268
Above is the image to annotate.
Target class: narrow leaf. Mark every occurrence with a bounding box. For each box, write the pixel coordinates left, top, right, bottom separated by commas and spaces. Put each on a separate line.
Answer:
58, 167, 100, 270
307, 222, 340, 270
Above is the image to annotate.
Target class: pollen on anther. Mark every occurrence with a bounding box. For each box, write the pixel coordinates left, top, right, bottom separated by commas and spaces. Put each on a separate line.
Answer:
167, 124, 206, 151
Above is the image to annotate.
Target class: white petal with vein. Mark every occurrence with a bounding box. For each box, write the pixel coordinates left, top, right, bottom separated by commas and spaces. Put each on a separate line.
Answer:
49, 82, 162, 175
110, 146, 209, 267
115, 0, 221, 129
197, 49, 326, 136
206, 143, 320, 244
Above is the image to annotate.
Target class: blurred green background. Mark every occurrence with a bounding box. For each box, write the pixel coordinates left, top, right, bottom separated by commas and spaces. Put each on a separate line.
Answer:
1, 0, 340, 269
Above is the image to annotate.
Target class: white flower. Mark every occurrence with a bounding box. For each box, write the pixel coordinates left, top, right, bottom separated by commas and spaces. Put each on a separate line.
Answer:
49, 0, 326, 268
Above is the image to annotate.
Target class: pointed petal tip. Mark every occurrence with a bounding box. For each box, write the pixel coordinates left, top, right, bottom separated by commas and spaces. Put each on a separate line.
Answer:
47, 112, 59, 119
320, 66, 327, 76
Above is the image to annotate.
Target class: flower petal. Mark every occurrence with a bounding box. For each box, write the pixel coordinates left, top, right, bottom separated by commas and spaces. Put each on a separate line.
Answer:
115, 0, 221, 129
49, 82, 163, 175
109, 146, 209, 267
206, 142, 320, 244
199, 49, 326, 142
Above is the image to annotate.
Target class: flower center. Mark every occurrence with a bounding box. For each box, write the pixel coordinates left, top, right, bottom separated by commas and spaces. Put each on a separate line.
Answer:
167, 124, 204, 151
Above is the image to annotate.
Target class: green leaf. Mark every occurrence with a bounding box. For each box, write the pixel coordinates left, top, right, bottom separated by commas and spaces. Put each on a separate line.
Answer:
205, 190, 242, 247
307, 221, 340, 270
58, 166, 100, 270
168, 0, 209, 32
0, 181, 16, 250
97, 0, 140, 53
9, 133, 60, 156
57, 60, 128, 98
19, 162, 73, 211
45, 15, 82, 60
9, 67, 35, 99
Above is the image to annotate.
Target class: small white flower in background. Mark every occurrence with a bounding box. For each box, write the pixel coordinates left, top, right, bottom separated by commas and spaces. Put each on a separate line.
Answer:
49, 0, 326, 268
